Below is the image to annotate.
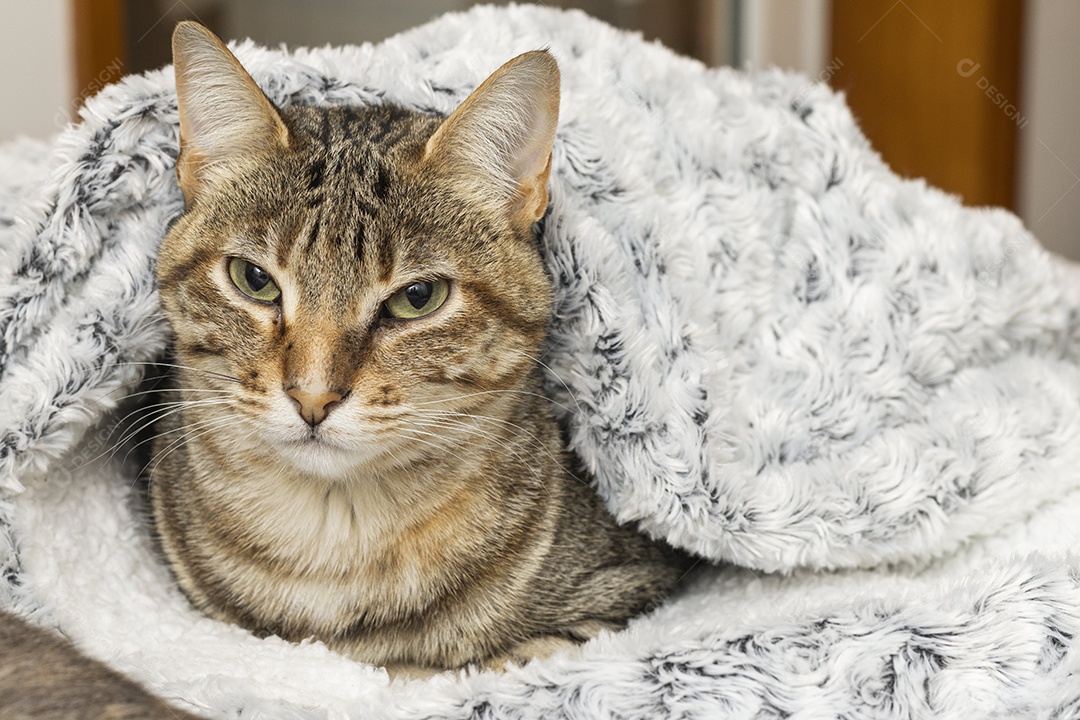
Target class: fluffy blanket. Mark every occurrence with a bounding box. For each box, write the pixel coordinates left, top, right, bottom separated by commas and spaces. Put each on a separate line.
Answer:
3, 4, 1080, 717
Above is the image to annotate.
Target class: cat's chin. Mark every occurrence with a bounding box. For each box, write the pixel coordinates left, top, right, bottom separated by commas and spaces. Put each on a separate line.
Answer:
270, 435, 384, 479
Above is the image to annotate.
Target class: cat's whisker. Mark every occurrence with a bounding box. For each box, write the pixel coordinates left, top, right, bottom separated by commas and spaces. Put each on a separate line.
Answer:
142, 413, 251, 482
402, 413, 518, 448
151, 419, 262, 479
105, 360, 243, 385
83, 398, 237, 471
413, 407, 546, 440
396, 423, 554, 501
394, 427, 454, 454
408, 388, 577, 416
408, 410, 549, 460
70, 362, 238, 411
146, 408, 247, 448
87, 386, 233, 418
125, 398, 235, 438
107, 396, 235, 448
373, 420, 520, 487
376, 433, 457, 480
119, 387, 233, 401
77, 399, 220, 466
390, 414, 565, 505
394, 418, 496, 452
408, 408, 589, 489
398, 415, 553, 485
508, 349, 585, 420
403, 389, 599, 493
113, 395, 233, 430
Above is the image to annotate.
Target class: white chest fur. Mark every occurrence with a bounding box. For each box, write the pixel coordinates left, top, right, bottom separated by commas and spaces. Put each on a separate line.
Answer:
195, 454, 483, 634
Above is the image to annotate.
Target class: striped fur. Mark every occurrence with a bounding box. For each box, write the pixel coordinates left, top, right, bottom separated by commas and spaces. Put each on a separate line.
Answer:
151, 22, 689, 671
0, 610, 201, 719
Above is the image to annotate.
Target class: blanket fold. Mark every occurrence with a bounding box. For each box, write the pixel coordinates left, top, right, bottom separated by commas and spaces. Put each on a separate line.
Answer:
2, 5, 1080, 717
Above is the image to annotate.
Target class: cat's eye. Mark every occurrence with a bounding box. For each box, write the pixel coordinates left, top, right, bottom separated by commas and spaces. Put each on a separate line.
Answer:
228, 258, 281, 303
383, 279, 450, 320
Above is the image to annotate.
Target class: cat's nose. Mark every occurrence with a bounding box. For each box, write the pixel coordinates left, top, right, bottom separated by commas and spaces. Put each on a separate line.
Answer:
286, 387, 344, 426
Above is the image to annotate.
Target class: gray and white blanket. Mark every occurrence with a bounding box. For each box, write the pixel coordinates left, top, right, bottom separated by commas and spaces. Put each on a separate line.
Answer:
3, 5, 1080, 718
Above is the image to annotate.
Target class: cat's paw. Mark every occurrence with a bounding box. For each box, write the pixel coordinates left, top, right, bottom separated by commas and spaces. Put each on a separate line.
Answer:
483, 620, 619, 671
383, 662, 451, 682
483, 635, 581, 672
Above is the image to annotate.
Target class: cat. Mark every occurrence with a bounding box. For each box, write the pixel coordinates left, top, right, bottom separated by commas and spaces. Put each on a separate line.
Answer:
150, 21, 693, 673
0, 609, 201, 719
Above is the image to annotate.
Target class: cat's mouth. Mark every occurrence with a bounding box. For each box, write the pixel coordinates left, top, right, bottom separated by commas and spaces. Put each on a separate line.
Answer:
270, 430, 385, 478
283, 431, 346, 452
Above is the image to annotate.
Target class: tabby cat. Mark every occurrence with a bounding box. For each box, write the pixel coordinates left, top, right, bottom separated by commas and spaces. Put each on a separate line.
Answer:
150, 21, 690, 672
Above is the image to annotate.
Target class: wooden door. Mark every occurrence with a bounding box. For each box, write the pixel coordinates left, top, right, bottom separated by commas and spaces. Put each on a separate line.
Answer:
831, 0, 1025, 210
72, 0, 126, 105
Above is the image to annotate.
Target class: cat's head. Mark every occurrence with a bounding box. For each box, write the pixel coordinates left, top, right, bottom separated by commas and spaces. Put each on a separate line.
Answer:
156, 22, 560, 478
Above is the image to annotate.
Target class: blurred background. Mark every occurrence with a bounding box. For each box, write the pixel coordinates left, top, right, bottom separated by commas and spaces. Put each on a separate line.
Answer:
1, 0, 1077, 258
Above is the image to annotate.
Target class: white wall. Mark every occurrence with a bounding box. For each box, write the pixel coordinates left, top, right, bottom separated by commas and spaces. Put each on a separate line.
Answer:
0, 0, 73, 142
1017, 0, 1080, 259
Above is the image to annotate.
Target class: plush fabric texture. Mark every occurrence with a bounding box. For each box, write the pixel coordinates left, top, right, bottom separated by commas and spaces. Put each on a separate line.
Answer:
3, 4, 1080, 717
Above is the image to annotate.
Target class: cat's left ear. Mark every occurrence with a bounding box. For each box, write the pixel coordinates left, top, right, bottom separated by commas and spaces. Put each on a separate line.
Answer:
424, 51, 560, 227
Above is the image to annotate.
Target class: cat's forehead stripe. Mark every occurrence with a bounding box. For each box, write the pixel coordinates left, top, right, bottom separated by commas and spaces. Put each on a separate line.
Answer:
358, 223, 371, 266
283, 104, 429, 272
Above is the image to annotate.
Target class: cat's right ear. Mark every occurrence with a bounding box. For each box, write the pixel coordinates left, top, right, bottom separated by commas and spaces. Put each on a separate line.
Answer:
171, 21, 289, 203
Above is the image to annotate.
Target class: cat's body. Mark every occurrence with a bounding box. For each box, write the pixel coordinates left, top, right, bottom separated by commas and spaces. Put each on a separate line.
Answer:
153, 372, 678, 668
150, 22, 690, 672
